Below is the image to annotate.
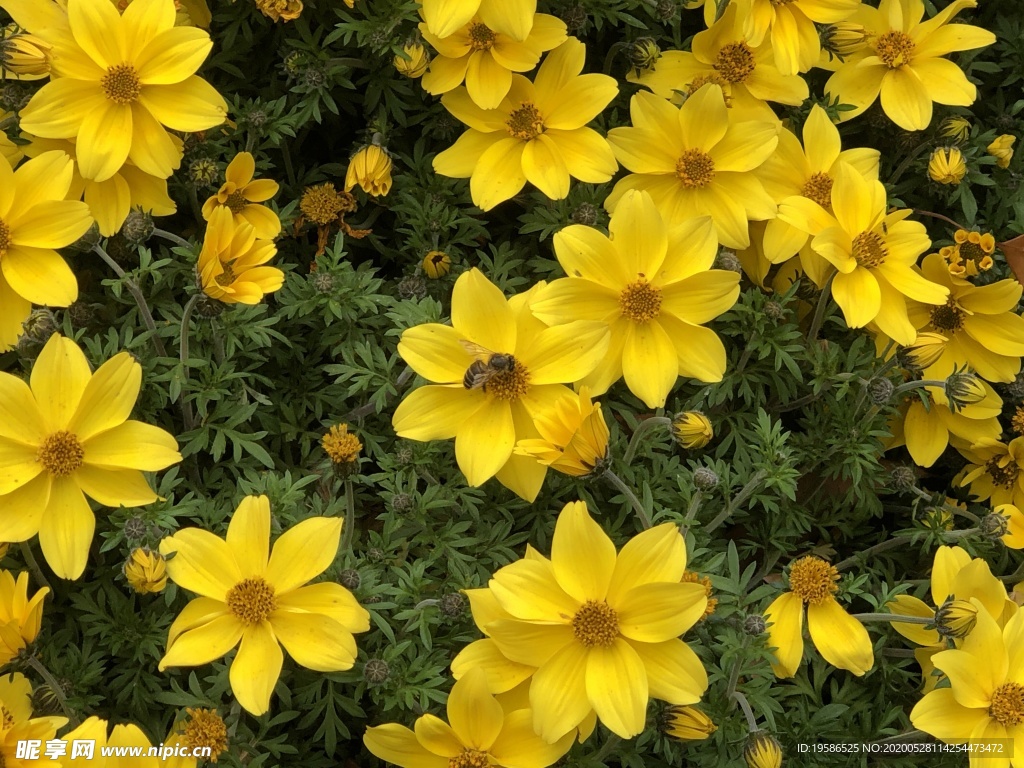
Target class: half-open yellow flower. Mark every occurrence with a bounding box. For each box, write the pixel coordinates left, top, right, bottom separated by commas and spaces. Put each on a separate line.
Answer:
198, 207, 284, 305
740, 0, 860, 75
159, 495, 370, 716
531, 190, 740, 407
0, 334, 181, 579
202, 152, 281, 239
345, 145, 393, 197
434, 38, 618, 210
960, 437, 1024, 509
0, 571, 48, 664
514, 386, 609, 477
988, 134, 1016, 169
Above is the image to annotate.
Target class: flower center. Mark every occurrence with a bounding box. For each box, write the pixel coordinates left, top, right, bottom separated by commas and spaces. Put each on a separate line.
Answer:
682, 570, 717, 620
1012, 406, 1024, 437
802, 172, 834, 208
686, 73, 732, 103
215, 263, 236, 286
506, 102, 544, 141
300, 183, 351, 225
482, 359, 530, 401
226, 577, 277, 624
224, 190, 248, 214
852, 231, 888, 268
38, 431, 85, 477
0, 219, 9, 257
619, 278, 662, 322
986, 457, 1021, 490
467, 22, 496, 51
958, 240, 986, 264
874, 30, 915, 68
675, 148, 716, 188
929, 298, 965, 333
990, 683, 1024, 727
713, 42, 755, 83
449, 750, 489, 768
182, 708, 229, 760
101, 63, 142, 104
788, 556, 839, 605
572, 600, 619, 647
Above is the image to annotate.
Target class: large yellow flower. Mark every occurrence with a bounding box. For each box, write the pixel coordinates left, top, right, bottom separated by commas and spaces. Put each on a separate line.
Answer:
420, 0, 536, 41
197, 207, 284, 305
764, 556, 873, 678
0, 151, 93, 351
460, 501, 709, 741
392, 268, 609, 502
7, 0, 227, 182
420, 5, 566, 109
0, 334, 181, 579
201, 152, 281, 240
606, 85, 779, 250
158, 495, 370, 716
364, 668, 574, 768
906, 254, 1024, 384
530, 190, 740, 407
739, 0, 860, 75
824, 0, 995, 130
779, 163, 948, 344
433, 38, 618, 210
0, 571, 48, 665
960, 437, 1024, 509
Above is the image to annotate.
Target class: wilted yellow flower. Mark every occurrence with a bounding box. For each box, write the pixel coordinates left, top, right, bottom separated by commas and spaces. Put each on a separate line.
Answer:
198, 207, 284, 305
422, 250, 451, 278
124, 548, 168, 594
514, 387, 609, 477
673, 412, 714, 449
988, 134, 1016, 169
163, 708, 229, 767
0, 26, 50, 79
394, 42, 429, 78
928, 147, 966, 185
202, 152, 281, 239
345, 145, 393, 197
0, 571, 47, 663
945, 369, 989, 412
745, 732, 783, 768
254, 0, 302, 22
820, 21, 870, 63
322, 423, 362, 466
940, 229, 996, 278
939, 116, 971, 143
298, 183, 362, 255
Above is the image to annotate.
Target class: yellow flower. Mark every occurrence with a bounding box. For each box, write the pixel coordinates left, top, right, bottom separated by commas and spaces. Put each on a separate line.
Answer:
928, 147, 966, 185
159, 495, 370, 716
911, 608, 1024, 755
163, 708, 228, 768
394, 41, 429, 78
202, 152, 281, 239
630, 5, 808, 107
461, 501, 710, 741
420, 0, 537, 41
392, 268, 609, 502
988, 134, 1016, 169
124, 548, 168, 594
739, 0, 860, 75
0, 335, 181, 579
779, 164, 948, 344
757, 104, 880, 265
531, 191, 739, 406
422, 250, 452, 278
63, 716, 164, 766
322, 423, 362, 467
673, 412, 714, 450
0, 26, 51, 79
419, 5, 566, 109
744, 732, 783, 768
664, 705, 716, 741
0, 571, 47, 663
345, 145, 393, 197
0, 151, 93, 350
824, 0, 995, 131
764, 556, 873, 677
198, 207, 284, 305
0, 109, 22, 169
514, 386, 609, 477
939, 116, 971, 143
114, 0, 212, 27
940, 229, 996, 278
252, 0, 301, 22
365, 668, 574, 767
0, 673, 66, 765
906, 254, 1024, 383
8, 0, 228, 182
606, 85, 780, 250
961, 437, 1024, 509
434, 38, 618, 210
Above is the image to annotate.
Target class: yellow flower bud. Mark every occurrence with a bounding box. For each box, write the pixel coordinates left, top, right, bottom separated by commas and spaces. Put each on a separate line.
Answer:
934, 597, 978, 639
0, 571, 48, 664
394, 42, 429, 78
672, 411, 713, 449
745, 732, 783, 768
938, 116, 971, 143
928, 147, 966, 185
900, 332, 948, 371
124, 548, 168, 594
515, 388, 610, 477
345, 145, 393, 197
820, 22, 870, 62
944, 369, 987, 412
988, 134, 1016, 169
664, 705, 717, 740
0, 27, 52, 79
422, 250, 452, 278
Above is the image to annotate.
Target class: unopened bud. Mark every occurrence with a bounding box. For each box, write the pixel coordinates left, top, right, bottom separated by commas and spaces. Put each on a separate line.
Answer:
693, 466, 719, 491
945, 369, 987, 412
744, 732, 783, 768
934, 598, 978, 639
889, 466, 916, 492
867, 377, 894, 405
364, 658, 390, 685
672, 412, 713, 450
743, 614, 767, 636
664, 705, 716, 740
899, 332, 948, 372
339, 569, 361, 590
981, 512, 1010, 538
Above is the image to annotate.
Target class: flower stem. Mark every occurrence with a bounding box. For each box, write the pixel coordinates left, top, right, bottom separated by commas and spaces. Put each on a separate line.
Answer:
913, 209, 965, 231
732, 691, 759, 733
835, 534, 918, 570
893, 379, 946, 396
92, 245, 168, 357
622, 416, 671, 466
680, 490, 704, 537
27, 655, 76, 724
18, 544, 52, 595
806, 271, 836, 342
178, 294, 200, 432
152, 228, 194, 250
590, 734, 621, 765
341, 478, 356, 553
851, 613, 932, 624
868, 730, 928, 745
704, 470, 768, 533
602, 469, 652, 529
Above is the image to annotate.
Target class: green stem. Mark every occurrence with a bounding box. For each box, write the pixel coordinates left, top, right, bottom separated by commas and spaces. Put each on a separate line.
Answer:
835, 534, 917, 570
18, 544, 52, 595
852, 613, 932, 624
732, 691, 759, 733
602, 469, 653, 529
680, 490, 704, 536
888, 143, 929, 186
27, 655, 76, 724
93, 245, 168, 357
151, 228, 194, 250
622, 416, 671, 466
590, 734, 621, 765
913, 209, 965, 231
178, 295, 200, 432
868, 730, 928, 745
894, 379, 946, 396
704, 470, 768, 533
908, 486, 981, 523
341, 479, 356, 553
806, 270, 836, 342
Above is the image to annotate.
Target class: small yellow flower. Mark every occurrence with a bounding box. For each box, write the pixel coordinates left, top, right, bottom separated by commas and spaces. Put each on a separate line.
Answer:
394, 42, 429, 78
988, 134, 1016, 169
940, 229, 996, 278
202, 152, 281, 240
321, 424, 362, 466
198, 208, 284, 305
664, 705, 716, 741
672, 412, 714, 449
745, 732, 783, 768
960, 437, 1024, 509
165, 708, 229, 766
345, 145, 393, 197
0, 26, 51, 79
939, 116, 971, 143
124, 548, 168, 594
421, 250, 452, 278
253, 0, 302, 22
0, 571, 47, 664
514, 386, 609, 477
928, 147, 966, 185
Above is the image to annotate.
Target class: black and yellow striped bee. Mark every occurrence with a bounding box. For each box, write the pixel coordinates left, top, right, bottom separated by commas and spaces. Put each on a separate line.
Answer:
459, 340, 515, 391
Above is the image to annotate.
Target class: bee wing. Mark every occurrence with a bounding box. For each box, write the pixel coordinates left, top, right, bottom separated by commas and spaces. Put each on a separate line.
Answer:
459, 339, 493, 358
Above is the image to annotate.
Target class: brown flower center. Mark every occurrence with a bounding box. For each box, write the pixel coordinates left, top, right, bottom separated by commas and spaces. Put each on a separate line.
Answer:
182, 708, 229, 761
226, 577, 277, 624
482, 359, 530, 401
224, 190, 248, 214
101, 63, 142, 104
506, 102, 544, 141
874, 30, 915, 68
467, 22, 496, 52
986, 457, 1021, 490
990, 683, 1024, 727
675, 148, 716, 188
215, 263, 236, 286
958, 240, 986, 263
802, 172, 834, 208
0, 219, 9, 257
38, 431, 85, 477
619, 278, 662, 322
449, 750, 490, 768
572, 600, 619, 647
852, 230, 888, 268
788, 556, 839, 605
713, 42, 755, 83
929, 298, 965, 333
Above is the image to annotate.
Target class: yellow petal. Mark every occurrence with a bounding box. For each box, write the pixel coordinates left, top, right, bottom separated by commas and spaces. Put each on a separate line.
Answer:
660, 271, 740, 325
76, 102, 133, 183
764, 591, 804, 678
121, 0, 176, 58
465, 51, 512, 110
229, 623, 283, 716
159, 614, 243, 669
0, 473, 50, 543
166, 595, 231, 645
135, 27, 212, 85
879, 67, 932, 131
522, 321, 610, 386
487, 618, 576, 668
911, 687, 989, 743
64, 352, 140, 440
585, 639, 647, 738
628, 638, 707, 704
393, 385, 486, 442
265, 516, 342, 593
160, 528, 242, 600
931, 545, 972, 605
9, 200, 92, 249
447, 667, 504, 750
74, 466, 157, 507
270, 611, 356, 671
38, 476, 95, 580
456, 397, 515, 486
606, 523, 686, 604
903, 398, 948, 468
551, 224, 628, 290
551, 500, 616, 603
364, 724, 448, 768
622, 320, 678, 408
128, 103, 183, 178
490, 557, 578, 623
69, 0, 125, 69
544, 128, 617, 183
2, 247, 78, 308
137, 77, 227, 132
521, 134, 569, 200
616, 582, 708, 642
397, 324, 471, 384
887, 594, 940, 646
420, 0, 480, 38
32, 335, 91, 432
450, 639, 535, 694
832, 268, 881, 328
530, 642, 592, 743
84, 175, 131, 237
226, 495, 270, 578
489, 709, 575, 766
413, 714, 462, 758
0, 438, 41, 496
469, 136, 527, 211
276, 583, 369, 633
19, 81, 104, 141
452, 268, 515, 352
806, 598, 874, 675
541, 74, 618, 131
932, 614, 1004, 709
0, 373, 45, 445
477, 0, 535, 41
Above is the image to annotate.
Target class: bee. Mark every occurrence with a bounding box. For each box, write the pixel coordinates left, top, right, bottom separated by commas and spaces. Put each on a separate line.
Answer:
459, 340, 515, 391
